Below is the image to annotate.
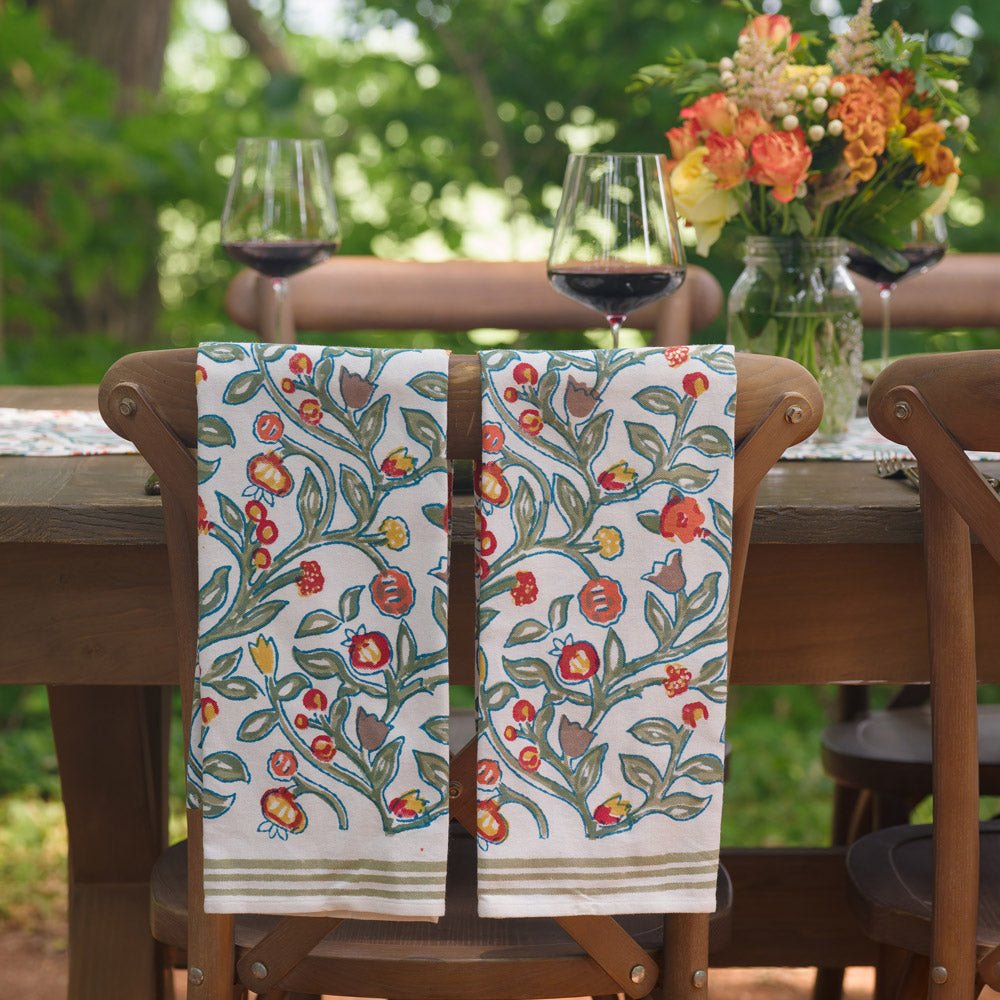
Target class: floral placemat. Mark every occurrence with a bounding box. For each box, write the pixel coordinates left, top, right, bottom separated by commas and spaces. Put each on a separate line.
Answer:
783, 416, 998, 462
0, 407, 136, 457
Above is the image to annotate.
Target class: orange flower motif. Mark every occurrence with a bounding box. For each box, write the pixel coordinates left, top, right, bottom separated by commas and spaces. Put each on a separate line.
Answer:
479, 462, 512, 506
503, 386, 519, 403
381, 446, 415, 478
348, 630, 392, 671
256, 520, 278, 545
297, 560, 324, 596
682, 702, 710, 728
247, 452, 294, 497
663, 664, 692, 698
734, 108, 771, 148
503, 724, 518, 741
659, 495, 707, 544
518, 409, 544, 436
298, 398, 323, 426
245, 499, 267, 523
513, 699, 536, 723
477, 799, 509, 843
557, 640, 600, 683
195, 365, 207, 383
200, 697, 219, 723
518, 746, 541, 772
252, 547, 271, 569
477, 759, 501, 787
682, 371, 710, 398
288, 352, 313, 375
303, 688, 327, 711
254, 412, 284, 443
389, 789, 427, 820
260, 787, 307, 833
369, 567, 415, 617
482, 422, 505, 453
663, 345, 690, 368
919, 144, 960, 186
268, 749, 297, 779
593, 793, 632, 826
597, 460, 637, 492
681, 92, 736, 136
197, 496, 213, 535
740, 13, 799, 50
666, 119, 701, 162
748, 129, 812, 203
310, 734, 336, 762
513, 362, 539, 385
578, 577, 625, 626
510, 571, 539, 606
704, 133, 747, 191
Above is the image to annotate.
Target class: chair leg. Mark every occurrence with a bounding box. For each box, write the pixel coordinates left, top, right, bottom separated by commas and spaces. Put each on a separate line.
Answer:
662, 913, 710, 1000
895, 953, 930, 1000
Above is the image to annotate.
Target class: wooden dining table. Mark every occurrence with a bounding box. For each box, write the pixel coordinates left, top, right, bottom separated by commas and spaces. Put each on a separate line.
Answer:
4, 383, 1000, 1000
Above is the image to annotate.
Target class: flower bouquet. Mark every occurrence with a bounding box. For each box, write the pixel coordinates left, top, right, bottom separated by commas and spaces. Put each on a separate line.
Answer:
633, 0, 971, 432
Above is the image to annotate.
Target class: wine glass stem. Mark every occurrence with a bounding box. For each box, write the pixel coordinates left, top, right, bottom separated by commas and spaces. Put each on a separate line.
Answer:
272, 277, 290, 343
607, 314, 624, 350
879, 285, 893, 365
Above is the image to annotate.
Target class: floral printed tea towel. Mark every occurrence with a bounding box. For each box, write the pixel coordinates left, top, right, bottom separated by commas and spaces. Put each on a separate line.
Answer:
475, 346, 735, 917
194, 343, 451, 918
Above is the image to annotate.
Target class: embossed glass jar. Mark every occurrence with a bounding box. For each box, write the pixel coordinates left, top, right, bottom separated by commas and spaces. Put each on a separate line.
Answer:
727, 236, 863, 435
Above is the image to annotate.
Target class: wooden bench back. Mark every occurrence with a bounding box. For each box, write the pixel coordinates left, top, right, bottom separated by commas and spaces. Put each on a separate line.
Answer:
224, 257, 724, 346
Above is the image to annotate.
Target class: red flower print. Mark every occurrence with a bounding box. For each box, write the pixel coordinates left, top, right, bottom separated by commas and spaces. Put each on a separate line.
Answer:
682, 702, 709, 728
280, 377, 296, 394
578, 577, 626, 626
510, 571, 538, 606
477, 799, 509, 844
480, 530, 497, 557
289, 352, 313, 375
256, 520, 279, 545
518, 746, 541, 772
479, 462, 512, 507
381, 446, 415, 478
298, 398, 323, 426
482, 423, 505, 453
597, 460, 637, 492
389, 789, 427, 820
503, 724, 517, 741
252, 547, 272, 570
310, 734, 336, 762
663, 664, 692, 698
513, 362, 539, 385
254, 412, 285, 443
268, 749, 297, 779
512, 699, 536, 723
593, 793, 632, 826
348, 630, 392, 671
659, 495, 707, 543
682, 371, 710, 398
260, 787, 307, 833
369, 567, 415, 617
477, 556, 491, 580
297, 560, 324, 596
503, 386, 519, 403
247, 452, 294, 497
664, 346, 690, 368
245, 499, 267, 523
303, 688, 327, 711
197, 496, 213, 535
200, 697, 219, 723
518, 409, 543, 436
294, 714, 309, 730
557, 640, 600, 683
195, 364, 207, 383
477, 759, 501, 787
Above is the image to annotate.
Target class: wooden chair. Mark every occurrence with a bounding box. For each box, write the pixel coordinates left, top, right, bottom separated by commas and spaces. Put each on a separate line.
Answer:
224, 257, 724, 346
98, 347, 820, 1000
840, 351, 1000, 999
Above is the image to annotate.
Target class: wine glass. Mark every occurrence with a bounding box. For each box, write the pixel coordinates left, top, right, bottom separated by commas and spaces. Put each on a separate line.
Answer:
846, 213, 947, 366
221, 138, 340, 341
547, 152, 686, 348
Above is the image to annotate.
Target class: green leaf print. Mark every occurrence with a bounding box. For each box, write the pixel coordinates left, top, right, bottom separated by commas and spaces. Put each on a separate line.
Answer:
295, 609, 342, 638
626, 421, 667, 467
217, 494, 244, 535
199, 567, 230, 617
197, 456, 220, 485
684, 425, 734, 458
633, 385, 682, 416
573, 743, 607, 797
293, 647, 351, 681
413, 749, 450, 792
274, 674, 311, 701
372, 737, 404, 787
296, 468, 324, 530
663, 463, 716, 492
643, 591, 673, 643
547, 595, 572, 631
200, 343, 247, 363
357, 395, 389, 448
553, 474, 587, 535
647, 791, 711, 821
483, 682, 518, 710
200, 787, 238, 819
403, 408, 444, 455
210, 676, 259, 701
501, 656, 552, 688
420, 716, 449, 745
629, 718, 684, 746
677, 754, 725, 785
407, 371, 449, 401
620, 754, 664, 797
396, 620, 417, 674
237, 709, 279, 742
198, 415, 235, 448
339, 585, 364, 623
239, 600, 287, 633
504, 619, 549, 648
202, 648, 241, 684
512, 480, 539, 543
577, 410, 612, 460
202, 751, 251, 784
223, 370, 265, 405
340, 467, 373, 523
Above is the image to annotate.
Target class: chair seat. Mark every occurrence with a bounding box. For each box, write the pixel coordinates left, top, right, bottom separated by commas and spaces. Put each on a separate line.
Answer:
822, 704, 1000, 800
846, 820, 1000, 959
152, 828, 733, 999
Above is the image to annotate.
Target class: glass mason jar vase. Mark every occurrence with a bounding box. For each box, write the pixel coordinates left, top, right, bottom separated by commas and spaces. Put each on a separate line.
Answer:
727, 236, 863, 435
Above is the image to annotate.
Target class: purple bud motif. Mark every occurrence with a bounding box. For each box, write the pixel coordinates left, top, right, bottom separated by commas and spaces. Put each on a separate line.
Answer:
643, 551, 686, 594
558, 715, 596, 758
340, 368, 376, 409
565, 375, 601, 419
356, 707, 391, 750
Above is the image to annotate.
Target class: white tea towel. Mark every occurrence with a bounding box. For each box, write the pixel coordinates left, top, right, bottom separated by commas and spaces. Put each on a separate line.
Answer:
475, 346, 735, 916
194, 343, 450, 918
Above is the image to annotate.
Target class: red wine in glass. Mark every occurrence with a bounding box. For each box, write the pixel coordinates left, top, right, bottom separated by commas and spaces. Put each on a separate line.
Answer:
222, 240, 340, 279
846, 214, 947, 364
221, 138, 339, 341
547, 153, 685, 347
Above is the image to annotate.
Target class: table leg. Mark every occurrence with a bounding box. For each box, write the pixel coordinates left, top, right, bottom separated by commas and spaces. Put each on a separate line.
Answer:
48, 685, 171, 1000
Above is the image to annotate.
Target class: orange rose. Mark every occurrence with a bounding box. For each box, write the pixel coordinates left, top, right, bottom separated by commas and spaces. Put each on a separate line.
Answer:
748, 129, 812, 203
904, 121, 947, 166
877, 69, 915, 102
681, 92, 736, 136
919, 144, 960, 186
740, 13, 799, 50
659, 495, 707, 544
704, 133, 747, 190
666, 120, 701, 161
843, 141, 878, 183
734, 108, 771, 148
902, 105, 934, 135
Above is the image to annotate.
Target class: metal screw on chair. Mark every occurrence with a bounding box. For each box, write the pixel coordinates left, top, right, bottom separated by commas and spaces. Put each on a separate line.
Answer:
629, 964, 646, 984
784, 404, 804, 424
930, 965, 948, 985
250, 961, 268, 980
118, 397, 137, 417
188, 967, 205, 986
692, 970, 708, 989
894, 400, 912, 421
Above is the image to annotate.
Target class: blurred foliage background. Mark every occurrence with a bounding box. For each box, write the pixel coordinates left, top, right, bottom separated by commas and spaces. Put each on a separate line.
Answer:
0, 0, 997, 934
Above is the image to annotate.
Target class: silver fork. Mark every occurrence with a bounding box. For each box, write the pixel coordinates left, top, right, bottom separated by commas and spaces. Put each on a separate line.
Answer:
898, 463, 1000, 493
873, 450, 913, 479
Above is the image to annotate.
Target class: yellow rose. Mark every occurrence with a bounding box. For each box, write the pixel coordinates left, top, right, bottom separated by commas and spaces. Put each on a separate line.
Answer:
670, 147, 740, 256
